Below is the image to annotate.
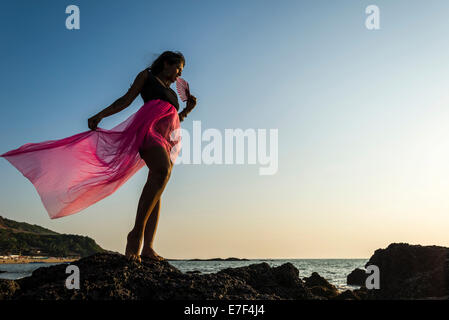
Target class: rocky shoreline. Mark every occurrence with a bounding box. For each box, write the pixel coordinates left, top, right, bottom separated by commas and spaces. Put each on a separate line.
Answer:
1, 243, 448, 300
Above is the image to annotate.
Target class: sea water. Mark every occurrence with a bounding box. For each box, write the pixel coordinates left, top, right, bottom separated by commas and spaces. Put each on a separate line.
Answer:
0, 259, 367, 291
168, 259, 368, 291
0, 262, 66, 280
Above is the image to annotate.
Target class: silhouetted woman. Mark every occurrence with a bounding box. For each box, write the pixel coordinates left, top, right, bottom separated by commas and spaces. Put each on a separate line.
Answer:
88, 51, 197, 262
1, 51, 197, 263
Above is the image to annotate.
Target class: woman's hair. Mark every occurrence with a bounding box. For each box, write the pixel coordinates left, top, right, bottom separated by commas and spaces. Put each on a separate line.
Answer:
149, 51, 185, 75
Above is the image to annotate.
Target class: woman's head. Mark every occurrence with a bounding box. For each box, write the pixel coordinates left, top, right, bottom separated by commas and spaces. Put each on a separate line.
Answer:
149, 51, 185, 83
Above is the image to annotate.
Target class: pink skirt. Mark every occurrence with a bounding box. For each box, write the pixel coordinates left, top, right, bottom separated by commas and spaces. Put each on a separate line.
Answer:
0, 99, 182, 219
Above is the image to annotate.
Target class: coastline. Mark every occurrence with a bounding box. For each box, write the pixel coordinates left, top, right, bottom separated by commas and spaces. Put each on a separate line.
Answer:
1, 244, 447, 300
0, 257, 78, 264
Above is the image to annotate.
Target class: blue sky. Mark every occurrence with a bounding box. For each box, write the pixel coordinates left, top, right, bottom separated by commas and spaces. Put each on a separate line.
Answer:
1, 0, 449, 258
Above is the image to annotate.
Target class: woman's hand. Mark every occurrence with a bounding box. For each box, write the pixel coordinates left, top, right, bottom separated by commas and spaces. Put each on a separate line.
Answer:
88, 114, 103, 131
178, 111, 186, 122
178, 95, 197, 122
186, 94, 197, 112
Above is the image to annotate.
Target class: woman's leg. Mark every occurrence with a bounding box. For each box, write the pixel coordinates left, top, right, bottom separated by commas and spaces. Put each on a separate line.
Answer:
125, 146, 172, 262
142, 155, 174, 260
140, 198, 162, 259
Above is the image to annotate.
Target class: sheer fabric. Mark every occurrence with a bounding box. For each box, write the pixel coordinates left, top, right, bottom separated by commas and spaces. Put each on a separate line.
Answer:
0, 99, 181, 219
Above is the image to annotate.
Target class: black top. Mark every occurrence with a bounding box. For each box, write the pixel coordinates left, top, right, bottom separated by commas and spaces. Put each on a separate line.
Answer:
140, 68, 180, 111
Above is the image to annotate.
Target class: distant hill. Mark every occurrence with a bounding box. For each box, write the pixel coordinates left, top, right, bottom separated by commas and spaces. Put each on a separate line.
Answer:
0, 216, 58, 235
0, 216, 105, 257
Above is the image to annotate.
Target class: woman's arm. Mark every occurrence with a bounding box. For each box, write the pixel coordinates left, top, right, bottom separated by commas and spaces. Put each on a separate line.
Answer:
88, 70, 147, 130
96, 70, 147, 118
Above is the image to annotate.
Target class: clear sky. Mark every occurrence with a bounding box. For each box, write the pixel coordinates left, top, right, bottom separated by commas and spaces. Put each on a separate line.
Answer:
1, 0, 449, 258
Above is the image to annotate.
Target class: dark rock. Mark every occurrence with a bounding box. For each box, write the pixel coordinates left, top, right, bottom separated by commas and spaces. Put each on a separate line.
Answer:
1, 252, 316, 300
352, 286, 369, 300
217, 262, 313, 299
303, 272, 339, 299
9, 243, 448, 300
0, 279, 20, 300
347, 268, 367, 286
185, 270, 201, 274
364, 243, 449, 299
333, 289, 360, 300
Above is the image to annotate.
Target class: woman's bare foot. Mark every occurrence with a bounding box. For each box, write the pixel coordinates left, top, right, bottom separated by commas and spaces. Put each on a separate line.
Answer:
141, 247, 165, 261
125, 230, 143, 263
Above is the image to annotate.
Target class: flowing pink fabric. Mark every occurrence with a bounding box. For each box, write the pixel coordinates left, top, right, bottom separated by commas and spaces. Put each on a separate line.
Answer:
0, 99, 181, 219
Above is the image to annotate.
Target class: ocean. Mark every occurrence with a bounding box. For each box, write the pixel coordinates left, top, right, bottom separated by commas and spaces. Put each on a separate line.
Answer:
0, 259, 367, 291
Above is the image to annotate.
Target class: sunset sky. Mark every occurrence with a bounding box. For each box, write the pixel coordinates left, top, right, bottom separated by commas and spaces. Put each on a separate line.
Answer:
1, 0, 449, 258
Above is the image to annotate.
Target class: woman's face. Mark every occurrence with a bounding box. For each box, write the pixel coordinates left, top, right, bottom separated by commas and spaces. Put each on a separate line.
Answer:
164, 61, 184, 83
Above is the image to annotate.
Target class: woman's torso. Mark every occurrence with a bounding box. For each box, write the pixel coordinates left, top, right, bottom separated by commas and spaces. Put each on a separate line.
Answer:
140, 68, 180, 111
